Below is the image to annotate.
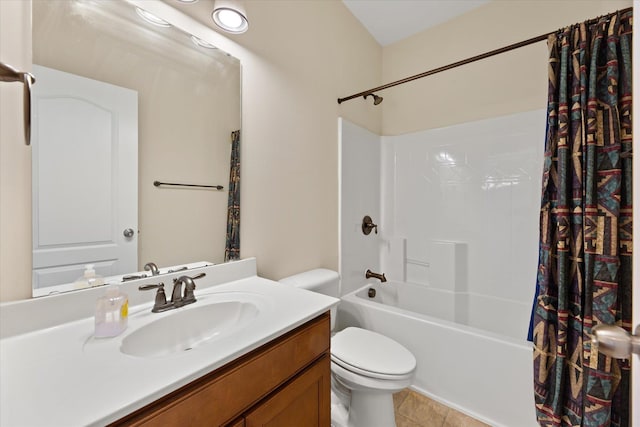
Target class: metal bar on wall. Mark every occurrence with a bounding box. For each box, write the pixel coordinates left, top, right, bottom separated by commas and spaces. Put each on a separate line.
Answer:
337, 7, 633, 104
153, 180, 224, 190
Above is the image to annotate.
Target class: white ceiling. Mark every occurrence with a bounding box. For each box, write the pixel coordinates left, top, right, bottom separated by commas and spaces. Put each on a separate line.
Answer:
342, 0, 490, 46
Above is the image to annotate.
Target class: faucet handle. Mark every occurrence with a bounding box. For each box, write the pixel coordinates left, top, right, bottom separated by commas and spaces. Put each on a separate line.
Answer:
122, 274, 148, 282
185, 273, 205, 302
139, 283, 172, 312
139, 283, 163, 291
362, 216, 378, 235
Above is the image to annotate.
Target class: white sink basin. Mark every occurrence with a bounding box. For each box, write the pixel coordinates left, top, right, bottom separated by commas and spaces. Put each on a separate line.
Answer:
120, 300, 260, 358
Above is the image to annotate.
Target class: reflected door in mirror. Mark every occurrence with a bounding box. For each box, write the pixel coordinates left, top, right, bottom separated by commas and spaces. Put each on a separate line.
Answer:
32, 65, 138, 290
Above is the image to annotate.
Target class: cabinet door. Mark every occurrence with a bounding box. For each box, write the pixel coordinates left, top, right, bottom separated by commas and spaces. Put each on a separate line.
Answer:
245, 355, 330, 427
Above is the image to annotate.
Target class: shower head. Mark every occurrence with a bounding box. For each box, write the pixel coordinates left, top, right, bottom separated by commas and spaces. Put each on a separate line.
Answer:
363, 93, 383, 105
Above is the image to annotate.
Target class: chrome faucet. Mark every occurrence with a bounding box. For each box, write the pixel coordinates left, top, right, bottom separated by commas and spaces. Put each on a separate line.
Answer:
144, 262, 160, 276
365, 269, 387, 283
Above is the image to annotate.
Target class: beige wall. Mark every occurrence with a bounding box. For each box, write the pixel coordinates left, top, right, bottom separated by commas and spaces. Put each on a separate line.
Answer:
381, 0, 632, 135
0, 0, 32, 302
0, 0, 381, 301
236, 1, 382, 280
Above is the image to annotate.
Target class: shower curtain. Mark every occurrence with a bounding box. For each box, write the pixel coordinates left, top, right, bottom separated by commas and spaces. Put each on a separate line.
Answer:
224, 130, 240, 262
531, 10, 632, 427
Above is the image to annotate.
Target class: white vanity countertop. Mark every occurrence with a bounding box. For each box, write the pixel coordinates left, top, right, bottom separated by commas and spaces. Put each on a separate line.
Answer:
0, 260, 338, 426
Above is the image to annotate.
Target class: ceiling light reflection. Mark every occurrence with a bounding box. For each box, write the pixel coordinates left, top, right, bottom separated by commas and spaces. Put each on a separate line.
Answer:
135, 7, 171, 27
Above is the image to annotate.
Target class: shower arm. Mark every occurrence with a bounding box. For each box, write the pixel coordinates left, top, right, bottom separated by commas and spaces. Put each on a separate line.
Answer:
0, 61, 36, 146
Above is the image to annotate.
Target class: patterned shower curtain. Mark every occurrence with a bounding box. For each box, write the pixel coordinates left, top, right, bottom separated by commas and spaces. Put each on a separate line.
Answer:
531, 10, 632, 427
224, 130, 240, 262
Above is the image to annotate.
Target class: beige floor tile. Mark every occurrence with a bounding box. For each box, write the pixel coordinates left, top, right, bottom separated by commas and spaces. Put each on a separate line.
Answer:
393, 389, 411, 411
397, 390, 449, 426
442, 409, 490, 427
395, 414, 425, 427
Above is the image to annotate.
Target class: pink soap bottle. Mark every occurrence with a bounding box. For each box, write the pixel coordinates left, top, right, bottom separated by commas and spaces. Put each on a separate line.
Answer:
94, 285, 129, 338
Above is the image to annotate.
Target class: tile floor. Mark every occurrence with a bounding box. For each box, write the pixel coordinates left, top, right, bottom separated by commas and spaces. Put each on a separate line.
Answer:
393, 389, 490, 427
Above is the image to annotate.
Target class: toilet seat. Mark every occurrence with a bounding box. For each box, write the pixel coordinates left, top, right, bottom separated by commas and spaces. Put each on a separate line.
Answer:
331, 327, 416, 380
331, 355, 414, 381
331, 359, 414, 393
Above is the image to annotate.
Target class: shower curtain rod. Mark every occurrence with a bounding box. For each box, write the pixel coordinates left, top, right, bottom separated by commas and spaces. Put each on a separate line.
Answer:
337, 6, 633, 104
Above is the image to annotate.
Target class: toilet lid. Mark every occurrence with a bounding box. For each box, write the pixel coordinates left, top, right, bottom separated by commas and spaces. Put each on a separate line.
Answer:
331, 327, 416, 377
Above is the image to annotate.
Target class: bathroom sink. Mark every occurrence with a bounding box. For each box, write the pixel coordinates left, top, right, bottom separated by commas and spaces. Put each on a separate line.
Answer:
120, 300, 260, 358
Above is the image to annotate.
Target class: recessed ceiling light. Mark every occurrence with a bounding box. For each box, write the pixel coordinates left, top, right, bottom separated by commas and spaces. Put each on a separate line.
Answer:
176, 0, 199, 3
212, 0, 249, 34
135, 7, 171, 28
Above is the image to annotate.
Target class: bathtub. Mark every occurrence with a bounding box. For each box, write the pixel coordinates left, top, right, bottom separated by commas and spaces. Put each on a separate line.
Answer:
337, 281, 537, 427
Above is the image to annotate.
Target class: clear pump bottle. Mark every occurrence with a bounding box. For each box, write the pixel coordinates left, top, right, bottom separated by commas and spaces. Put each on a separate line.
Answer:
74, 264, 104, 289
94, 285, 128, 338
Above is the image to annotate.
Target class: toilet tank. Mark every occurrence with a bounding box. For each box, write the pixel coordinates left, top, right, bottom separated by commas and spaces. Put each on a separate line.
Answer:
279, 269, 339, 330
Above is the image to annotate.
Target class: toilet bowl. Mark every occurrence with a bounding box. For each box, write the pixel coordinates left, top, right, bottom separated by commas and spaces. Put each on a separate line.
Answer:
279, 269, 416, 427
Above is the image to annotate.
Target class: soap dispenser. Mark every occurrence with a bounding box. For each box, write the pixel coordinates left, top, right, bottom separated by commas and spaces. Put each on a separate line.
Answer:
74, 264, 105, 289
94, 285, 128, 338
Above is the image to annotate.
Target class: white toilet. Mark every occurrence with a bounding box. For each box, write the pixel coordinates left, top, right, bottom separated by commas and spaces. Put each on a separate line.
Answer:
279, 269, 416, 427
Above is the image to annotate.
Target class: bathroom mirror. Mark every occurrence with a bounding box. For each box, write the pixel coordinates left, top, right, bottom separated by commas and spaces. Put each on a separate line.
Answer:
31, 0, 241, 295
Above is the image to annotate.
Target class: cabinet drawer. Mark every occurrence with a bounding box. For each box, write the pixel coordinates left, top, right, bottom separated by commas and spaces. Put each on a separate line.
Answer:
244, 354, 330, 427
112, 312, 330, 427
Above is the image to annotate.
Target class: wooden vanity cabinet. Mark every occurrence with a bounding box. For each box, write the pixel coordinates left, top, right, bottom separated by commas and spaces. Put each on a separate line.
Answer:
242, 354, 330, 426
111, 312, 331, 427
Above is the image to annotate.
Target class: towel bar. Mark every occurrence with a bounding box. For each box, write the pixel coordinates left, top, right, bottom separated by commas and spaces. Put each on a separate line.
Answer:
153, 180, 224, 190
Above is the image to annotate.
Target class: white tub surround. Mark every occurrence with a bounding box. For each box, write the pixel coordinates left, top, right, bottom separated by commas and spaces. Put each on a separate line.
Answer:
381, 110, 545, 332
0, 258, 339, 426
338, 119, 382, 296
339, 112, 545, 426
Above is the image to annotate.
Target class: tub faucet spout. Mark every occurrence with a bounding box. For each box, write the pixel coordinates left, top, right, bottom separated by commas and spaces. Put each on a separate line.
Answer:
365, 269, 387, 283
